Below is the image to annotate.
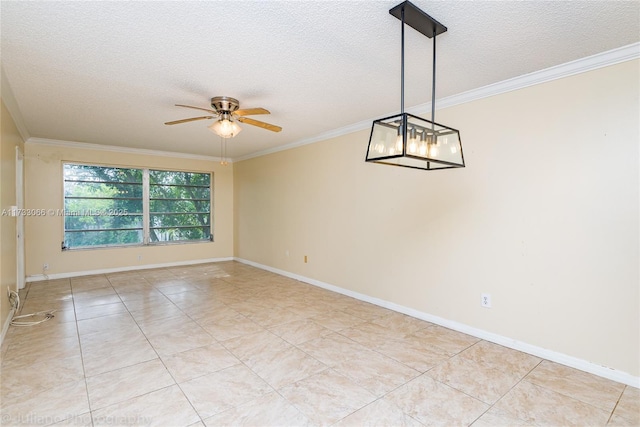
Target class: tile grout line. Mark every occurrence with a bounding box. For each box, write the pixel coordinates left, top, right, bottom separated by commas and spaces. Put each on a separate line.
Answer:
604, 385, 625, 426
521, 362, 625, 419
284, 325, 413, 425
213, 300, 357, 423
109, 271, 208, 426
214, 274, 316, 420
140, 269, 285, 423
216, 351, 313, 425
467, 355, 544, 426
70, 276, 96, 427
215, 281, 377, 424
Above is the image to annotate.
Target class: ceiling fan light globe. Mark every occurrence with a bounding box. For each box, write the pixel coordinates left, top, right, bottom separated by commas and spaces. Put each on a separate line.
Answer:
208, 118, 242, 138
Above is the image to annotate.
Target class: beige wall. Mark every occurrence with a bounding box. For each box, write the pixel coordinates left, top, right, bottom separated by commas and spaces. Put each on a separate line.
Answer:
234, 60, 640, 376
1, 100, 25, 333
24, 142, 234, 277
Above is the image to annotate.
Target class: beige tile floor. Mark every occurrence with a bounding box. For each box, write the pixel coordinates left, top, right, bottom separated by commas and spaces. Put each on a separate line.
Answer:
1, 261, 638, 426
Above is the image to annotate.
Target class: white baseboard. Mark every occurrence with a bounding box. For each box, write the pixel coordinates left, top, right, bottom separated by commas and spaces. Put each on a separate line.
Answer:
0, 307, 16, 348
25, 257, 235, 282
235, 257, 640, 389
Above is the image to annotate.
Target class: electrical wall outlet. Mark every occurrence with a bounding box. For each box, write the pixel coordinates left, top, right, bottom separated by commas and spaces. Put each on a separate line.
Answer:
304, 255, 308, 263
43, 263, 49, 271
481, 293, 492, 308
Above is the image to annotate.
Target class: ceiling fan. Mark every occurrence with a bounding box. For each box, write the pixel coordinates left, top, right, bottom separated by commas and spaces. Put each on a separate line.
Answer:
165, 96, 282, 138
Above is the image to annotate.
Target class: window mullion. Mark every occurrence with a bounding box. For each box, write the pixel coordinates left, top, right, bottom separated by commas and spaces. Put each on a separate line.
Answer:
143, 169, 150, 245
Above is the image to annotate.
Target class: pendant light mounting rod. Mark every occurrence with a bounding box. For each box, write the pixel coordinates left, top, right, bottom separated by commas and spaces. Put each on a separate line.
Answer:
390, 1, 445, 124
432, 34, 436, 125
401, 6, 405, 114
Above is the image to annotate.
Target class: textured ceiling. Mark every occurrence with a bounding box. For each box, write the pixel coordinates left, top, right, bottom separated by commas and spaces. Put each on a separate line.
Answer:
1, 1, 639, 159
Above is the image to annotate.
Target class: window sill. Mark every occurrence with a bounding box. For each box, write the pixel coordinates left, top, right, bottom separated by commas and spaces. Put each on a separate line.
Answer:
63, 239, 214, 251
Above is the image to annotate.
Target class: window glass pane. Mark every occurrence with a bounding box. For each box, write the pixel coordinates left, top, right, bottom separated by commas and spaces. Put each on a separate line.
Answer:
149, 199, 210, 213
65, 230, 143, 248
150, 213, 210, 228
150, 185, 210, 200
65, 215, 143, 231
64, 164, 143, 248
149, 170, 210, 186
149, 170, 211, 243
64, 182, 143, 199
65, 164, 142, 184
150, 227, 210, 242
64, 198, 143, 214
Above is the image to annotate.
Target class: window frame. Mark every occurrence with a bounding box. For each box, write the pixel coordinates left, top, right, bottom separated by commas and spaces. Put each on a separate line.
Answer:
147, 168, 213, 245
62, 162, 213, 250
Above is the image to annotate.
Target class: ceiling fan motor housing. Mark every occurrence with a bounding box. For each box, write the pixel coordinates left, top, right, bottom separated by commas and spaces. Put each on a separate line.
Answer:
211, 96, 239, 113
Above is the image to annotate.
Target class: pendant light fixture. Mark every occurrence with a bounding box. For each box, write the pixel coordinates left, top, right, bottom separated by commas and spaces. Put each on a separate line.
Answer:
366, 1, 465, 171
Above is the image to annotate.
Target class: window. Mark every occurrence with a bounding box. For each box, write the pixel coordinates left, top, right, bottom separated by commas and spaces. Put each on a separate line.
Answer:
149, 170, 211, 243
64, 164, 143, 248
63, 164, 211, 249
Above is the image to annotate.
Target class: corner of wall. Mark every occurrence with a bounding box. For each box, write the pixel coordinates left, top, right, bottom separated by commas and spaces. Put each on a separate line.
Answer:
0, 97, 25, 342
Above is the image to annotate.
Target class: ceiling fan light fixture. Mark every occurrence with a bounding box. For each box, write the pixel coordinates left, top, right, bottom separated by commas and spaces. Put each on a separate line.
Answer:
208, 114, 242, 138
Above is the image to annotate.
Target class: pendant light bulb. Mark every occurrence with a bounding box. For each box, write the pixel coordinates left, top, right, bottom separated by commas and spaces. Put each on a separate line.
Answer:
395, 124, 403, 153
408, 128, 418, 154
418, 130, 428, 156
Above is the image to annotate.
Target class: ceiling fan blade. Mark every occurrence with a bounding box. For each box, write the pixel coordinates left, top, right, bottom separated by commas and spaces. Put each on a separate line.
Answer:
175, 104, 217, 114
165, 116, 214, 125
233, 108, 270, 117
237, 117, 282, 132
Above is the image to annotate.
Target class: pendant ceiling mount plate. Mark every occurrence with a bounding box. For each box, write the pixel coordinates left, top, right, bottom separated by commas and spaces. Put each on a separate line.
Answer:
389, 1, 447, 38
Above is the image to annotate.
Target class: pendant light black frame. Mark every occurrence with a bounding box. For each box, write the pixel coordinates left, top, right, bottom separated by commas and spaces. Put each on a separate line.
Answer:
365, 1, 465, 171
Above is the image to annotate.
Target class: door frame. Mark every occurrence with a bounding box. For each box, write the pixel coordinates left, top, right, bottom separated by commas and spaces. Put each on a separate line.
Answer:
16, 146, 25, 289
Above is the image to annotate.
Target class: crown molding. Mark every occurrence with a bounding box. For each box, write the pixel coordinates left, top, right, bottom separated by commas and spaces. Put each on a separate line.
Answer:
26, 137, 226, 163
233, 119, 373, 162
417, 41, 640, 114
1, 66, 31, 142
235, 42, 640, 163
